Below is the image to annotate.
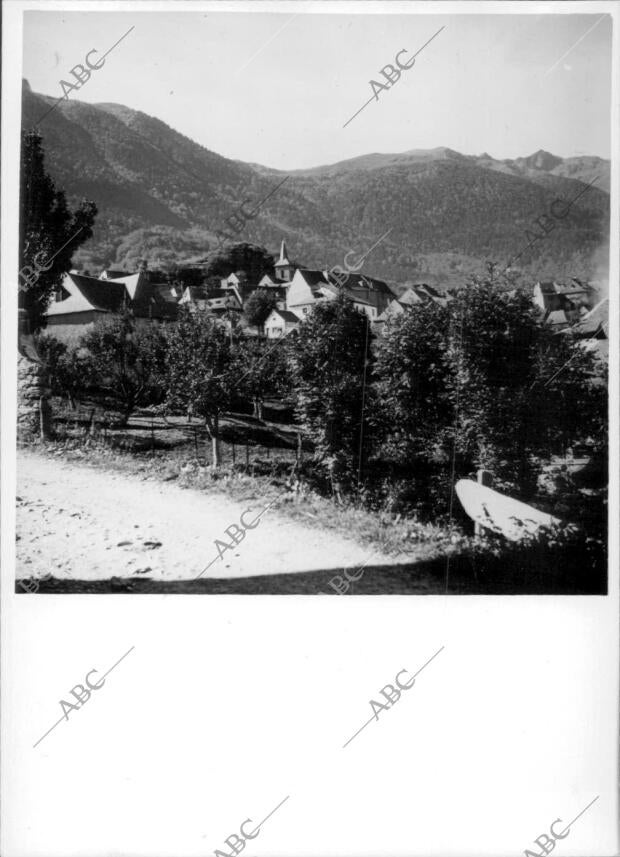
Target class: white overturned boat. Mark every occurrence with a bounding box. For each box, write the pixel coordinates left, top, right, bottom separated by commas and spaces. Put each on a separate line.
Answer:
456, 478, 565, 542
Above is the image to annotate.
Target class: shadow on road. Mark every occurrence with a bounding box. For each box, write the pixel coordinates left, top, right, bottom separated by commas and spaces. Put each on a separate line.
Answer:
17, 550, 606, 595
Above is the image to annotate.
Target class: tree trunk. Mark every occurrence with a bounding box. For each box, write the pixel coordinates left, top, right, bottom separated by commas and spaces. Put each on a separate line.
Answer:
208, 414, 221, 469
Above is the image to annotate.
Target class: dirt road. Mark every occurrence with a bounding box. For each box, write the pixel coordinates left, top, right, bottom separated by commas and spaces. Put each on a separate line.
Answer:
16, 451, 371, 583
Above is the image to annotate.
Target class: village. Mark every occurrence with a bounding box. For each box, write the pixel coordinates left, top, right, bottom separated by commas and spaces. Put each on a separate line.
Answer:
43, 238, 609, 352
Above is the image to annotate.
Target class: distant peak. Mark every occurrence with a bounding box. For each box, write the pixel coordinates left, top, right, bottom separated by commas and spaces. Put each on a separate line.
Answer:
520, 149, 563, 171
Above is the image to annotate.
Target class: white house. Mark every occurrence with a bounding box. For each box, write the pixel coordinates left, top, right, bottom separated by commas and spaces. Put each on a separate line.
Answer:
285, 268, 393, 321
264, 308, 300, 339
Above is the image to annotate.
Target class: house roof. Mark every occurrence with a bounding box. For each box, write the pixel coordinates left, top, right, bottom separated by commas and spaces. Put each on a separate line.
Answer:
99, 269, 131, 280
399, 283, 446, 305
537, 281, 558, 295
132, 287, 179, 320
297, 269, 328, 289
270, 309, 299, 324
537, 280, 590, 297
206, 288, 236, 300
324, 270, 392, 294
546, 309, 572, 326
47, 273, 129, 316
569, 297, 608, 338
182, 285, 210, 302
258, 274, 280, 286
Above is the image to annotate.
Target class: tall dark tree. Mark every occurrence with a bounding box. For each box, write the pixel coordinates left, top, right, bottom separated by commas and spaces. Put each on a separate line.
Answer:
19, 131, 97, 331
289, 294, 373, 494
198, 242, 274, 282
374, 272, 606, 501
243, 289, 278, 332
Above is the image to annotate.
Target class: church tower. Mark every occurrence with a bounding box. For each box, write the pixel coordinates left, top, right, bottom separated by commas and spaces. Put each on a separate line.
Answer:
274, 239, 294, 282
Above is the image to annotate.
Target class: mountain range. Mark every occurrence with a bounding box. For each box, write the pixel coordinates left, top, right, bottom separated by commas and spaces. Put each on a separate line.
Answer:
21, 81, 610, 287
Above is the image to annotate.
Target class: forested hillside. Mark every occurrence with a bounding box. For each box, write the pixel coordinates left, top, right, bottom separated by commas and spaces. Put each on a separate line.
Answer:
22, 82, 610, 285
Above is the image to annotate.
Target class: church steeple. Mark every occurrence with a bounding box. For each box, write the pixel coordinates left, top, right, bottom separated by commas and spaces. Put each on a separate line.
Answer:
274, 238, 294, 282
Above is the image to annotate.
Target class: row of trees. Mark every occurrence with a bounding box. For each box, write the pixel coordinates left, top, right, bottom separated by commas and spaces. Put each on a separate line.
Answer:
38, 272, 606, 511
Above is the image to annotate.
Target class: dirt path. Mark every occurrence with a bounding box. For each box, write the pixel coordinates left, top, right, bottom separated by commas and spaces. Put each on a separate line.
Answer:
16, 451, 374, 583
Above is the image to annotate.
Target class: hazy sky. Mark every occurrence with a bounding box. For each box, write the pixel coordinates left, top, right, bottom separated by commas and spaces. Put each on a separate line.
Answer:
22, 10, 612, 170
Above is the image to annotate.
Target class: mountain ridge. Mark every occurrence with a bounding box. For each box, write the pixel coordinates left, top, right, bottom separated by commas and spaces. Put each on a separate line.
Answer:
21, 84, 610, 284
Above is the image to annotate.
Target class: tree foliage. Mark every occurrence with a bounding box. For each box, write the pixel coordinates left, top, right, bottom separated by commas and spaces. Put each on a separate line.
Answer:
234, 337, 291, 418
162, 307, 235, 466
243, 289, 278, 329
289, 294, 372, 491
198, 242, 274, 282
35, 333, 89, 408
374, 272, 606, 498
79, 311, 168, 425
19, 131, 97, 331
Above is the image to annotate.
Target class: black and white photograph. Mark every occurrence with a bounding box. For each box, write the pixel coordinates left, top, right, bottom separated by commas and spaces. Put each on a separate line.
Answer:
1, 2, 618, 856
11, 6, 613, 595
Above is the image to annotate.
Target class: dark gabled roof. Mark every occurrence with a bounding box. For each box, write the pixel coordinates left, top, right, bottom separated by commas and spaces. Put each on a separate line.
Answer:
100, 269, 131, 279
206, 288, 239, 300
130, 279, 179, 320
298, 269, 328, 288
537, 281, 557, 295
183, 285, 210, 301
271, 309, 299, 324
70, 274, 128, 312
333, 271, 392, 294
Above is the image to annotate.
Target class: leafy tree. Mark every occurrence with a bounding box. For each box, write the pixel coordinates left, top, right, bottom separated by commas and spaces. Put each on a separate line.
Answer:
289, 294, 372, 493
234, 338, 291, 419
445, 276, 605, 492
374, 300, 452, 464
374, 270, 607, 502
162, 265, 205, 290
35, 333, 89, 409
243, 289, 278, 331
80, 311, 168, 425
19, 131, 97, 331
198, 242, 274, 282
163, 308, 234, 467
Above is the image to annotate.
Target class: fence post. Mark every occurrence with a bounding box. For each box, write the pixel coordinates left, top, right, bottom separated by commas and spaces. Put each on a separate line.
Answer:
296, 432, 302, 465
232, 442, 236, 465
475, 469, 494, 536
194, 426, 198, 457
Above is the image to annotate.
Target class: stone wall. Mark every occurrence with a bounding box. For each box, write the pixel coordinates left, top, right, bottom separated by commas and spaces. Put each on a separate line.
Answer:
17, 356, 51, 440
